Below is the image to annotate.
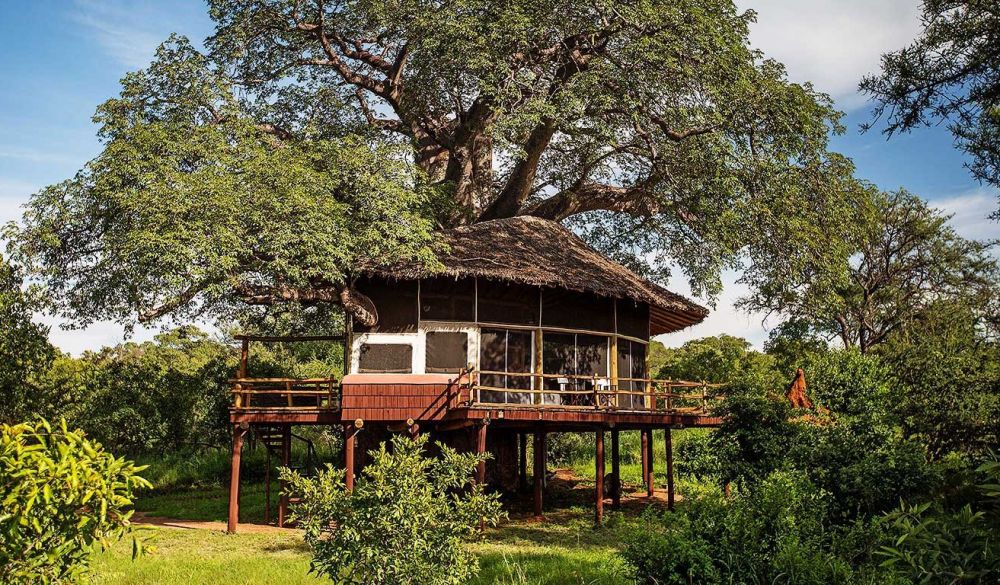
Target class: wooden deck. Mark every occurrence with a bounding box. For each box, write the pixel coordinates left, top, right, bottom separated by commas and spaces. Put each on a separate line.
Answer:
229, 372, 722, 428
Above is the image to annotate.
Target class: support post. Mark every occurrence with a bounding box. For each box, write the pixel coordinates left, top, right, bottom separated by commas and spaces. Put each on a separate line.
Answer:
645, 429, 655, 497
640, 429, 649, 494
518, 432, 528, 492
533, 429, 545, 518
475, 422, 488, 486
264, 441, 272, 524
227, 424, 247, 533
344, 424, 356, 492
611, 429, 621, 510
595, 428, 605, 526
278, 425, 291, 528
665, 428, 675, 511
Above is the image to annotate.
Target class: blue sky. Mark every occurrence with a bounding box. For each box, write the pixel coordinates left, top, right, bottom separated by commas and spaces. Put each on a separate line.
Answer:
0, 0, 996, 354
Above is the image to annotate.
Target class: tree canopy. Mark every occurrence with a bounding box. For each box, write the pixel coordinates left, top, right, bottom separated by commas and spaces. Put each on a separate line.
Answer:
7, 0, 866, 327
740, 189, 998, 353
862, 0, 1000, 217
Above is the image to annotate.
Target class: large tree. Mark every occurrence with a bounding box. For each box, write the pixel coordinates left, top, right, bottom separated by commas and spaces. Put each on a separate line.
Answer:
740, 188, 998, 353
11, 0, 863, 327
862, 0, 1000, 217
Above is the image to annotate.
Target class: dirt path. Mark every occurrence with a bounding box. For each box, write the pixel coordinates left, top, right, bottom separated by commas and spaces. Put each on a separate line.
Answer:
133, 512, 295, 534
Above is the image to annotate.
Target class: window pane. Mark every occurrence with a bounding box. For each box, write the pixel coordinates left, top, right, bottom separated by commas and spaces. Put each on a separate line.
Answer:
617, 340, 637, 409
358, 343, 412, 373
477, 281, 539, 325
354, 277, 418, 333
425, 331, 468, 373
629, 342, 648, 410
542, 333, 575, 405
420, 277, 475, 322
542, 289, 614, 332
506, 330, 534, 404
477, 330, 507, 403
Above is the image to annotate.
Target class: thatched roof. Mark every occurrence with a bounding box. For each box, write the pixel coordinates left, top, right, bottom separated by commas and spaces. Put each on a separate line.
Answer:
380, 216, 707, 335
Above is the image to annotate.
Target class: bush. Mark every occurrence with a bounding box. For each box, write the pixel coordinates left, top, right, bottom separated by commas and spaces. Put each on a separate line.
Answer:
622, 471, 886, 585
877, 458, 1000, 584
0, 419, 149, 584
282, 434, 504, 585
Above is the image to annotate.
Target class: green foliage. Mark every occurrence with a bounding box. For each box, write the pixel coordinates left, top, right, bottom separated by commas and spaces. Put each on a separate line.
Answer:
10, 36, 441, 329
655, 335, 779, 385
881, 299, 1000, 459
0, 419, 150, 584
0, 256, 56, 424
623, 471, 881, 585
877, 458, 1000, 584
622, 510, 719, 585
804, 349, 894, 422
281, 434, 503, 585
742, 188, 998, 354
764, 319, 829, 377
711, 383, 800, 486
862, 0, 1000, 212
63, 328, 234, 455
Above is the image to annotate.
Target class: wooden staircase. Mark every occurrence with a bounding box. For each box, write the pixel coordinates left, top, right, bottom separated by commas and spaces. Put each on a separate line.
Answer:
250, 424, 317, 526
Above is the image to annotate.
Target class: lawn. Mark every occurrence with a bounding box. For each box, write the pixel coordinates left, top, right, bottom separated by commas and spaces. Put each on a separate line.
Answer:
93, 505, 632, 584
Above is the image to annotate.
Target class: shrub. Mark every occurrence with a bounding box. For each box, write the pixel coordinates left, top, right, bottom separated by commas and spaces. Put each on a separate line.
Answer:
622, 510, 719, 585
282, 434, 504, 585
0, 419, 149, 584
878, 458, 1000, 584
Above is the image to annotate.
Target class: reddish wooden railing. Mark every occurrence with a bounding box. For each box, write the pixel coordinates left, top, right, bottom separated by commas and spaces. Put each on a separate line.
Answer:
467, 370, 723, 415
230, 378, 339, 410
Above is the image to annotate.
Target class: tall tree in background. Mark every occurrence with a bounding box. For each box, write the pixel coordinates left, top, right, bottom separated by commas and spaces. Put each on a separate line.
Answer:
8, 0, 863, 328
0, 257, 55, 424
741, 189, 998, 353
862, 0, 1000, 217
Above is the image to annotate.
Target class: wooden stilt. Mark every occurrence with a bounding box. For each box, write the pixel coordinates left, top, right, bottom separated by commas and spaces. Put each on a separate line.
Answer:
611, 429, 621, 510
595, 429, 605, 526
665, 428, 675, 511
278, 425, 291, 528
518, 432, 528, 492
533, 430, 545, 518
645, 429, 655, 497
344, 424, 356, 492
264, 442, 272, 524
227, 424, 247, 533
641, 429, 650, 494
475, 423, 488, 486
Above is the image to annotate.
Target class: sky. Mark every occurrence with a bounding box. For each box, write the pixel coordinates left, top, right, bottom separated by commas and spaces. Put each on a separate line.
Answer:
0, 0, 996, 355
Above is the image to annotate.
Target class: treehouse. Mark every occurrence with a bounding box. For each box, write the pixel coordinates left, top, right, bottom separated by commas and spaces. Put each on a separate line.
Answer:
227, 216, 723, 532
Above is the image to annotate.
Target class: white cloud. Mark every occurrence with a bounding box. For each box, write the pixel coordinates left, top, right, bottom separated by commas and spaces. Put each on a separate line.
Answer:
933, 188, 1000, 243
70, 0, 172, 69
736, 0, 922, 109
655, 269, 776, 351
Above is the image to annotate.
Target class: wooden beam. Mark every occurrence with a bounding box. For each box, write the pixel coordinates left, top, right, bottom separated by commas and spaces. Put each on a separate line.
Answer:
234, 334, 346, 342
278, 425, 291, 528
227, 424, 248, 533
533, 429, 546, 518
344, 424, 356, 492
645, 429, 655, 498
595, 428, 605, 526
665, 427, 675, 511
611, 429, 621, 510
264, 441, 272, 524
475, 423, 488, 486
641, 429, 650, 495
437, 419, 476, 432
518, 432, 528, 492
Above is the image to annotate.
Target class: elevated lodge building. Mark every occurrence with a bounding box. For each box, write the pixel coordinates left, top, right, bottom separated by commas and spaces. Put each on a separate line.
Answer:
227, 216, 722, 532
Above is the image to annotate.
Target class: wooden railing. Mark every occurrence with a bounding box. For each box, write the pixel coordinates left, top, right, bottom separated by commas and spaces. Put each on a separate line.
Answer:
230, 378, 339, 410
468, 370, 723, 415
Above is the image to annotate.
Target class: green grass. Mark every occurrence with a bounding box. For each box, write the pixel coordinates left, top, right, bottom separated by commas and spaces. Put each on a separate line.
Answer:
91, 526, 323, 585
92, 506, 633, 585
